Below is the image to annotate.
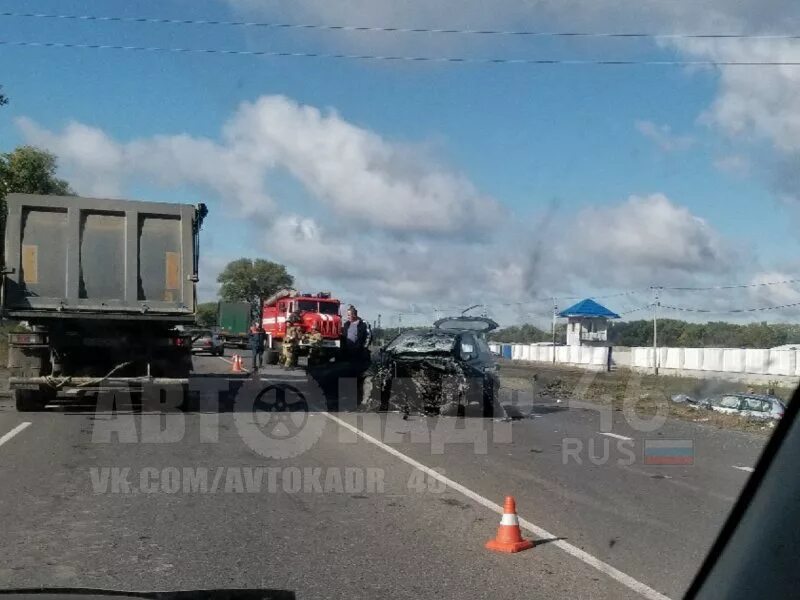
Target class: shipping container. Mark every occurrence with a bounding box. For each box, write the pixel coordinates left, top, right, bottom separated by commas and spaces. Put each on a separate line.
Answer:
3, 193, 199, 319
217, 301, 252, 348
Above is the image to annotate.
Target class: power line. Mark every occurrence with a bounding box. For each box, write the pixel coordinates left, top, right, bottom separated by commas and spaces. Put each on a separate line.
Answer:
3, 11, 800, 42
660, 278, 800, 291
661, 301, 800, 314
618, 305, 652, 315
5, 39, 800, 66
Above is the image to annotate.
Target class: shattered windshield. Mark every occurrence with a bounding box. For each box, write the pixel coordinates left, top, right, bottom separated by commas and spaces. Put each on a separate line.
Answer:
385, 330, 457, 354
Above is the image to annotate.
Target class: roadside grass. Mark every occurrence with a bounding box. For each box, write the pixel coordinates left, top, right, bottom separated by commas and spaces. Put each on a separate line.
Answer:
498, 360, 789, 435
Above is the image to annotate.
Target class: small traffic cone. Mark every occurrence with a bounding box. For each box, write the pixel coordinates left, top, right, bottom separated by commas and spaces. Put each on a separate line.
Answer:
231, 354, 243, 373
486, 496, 534, 553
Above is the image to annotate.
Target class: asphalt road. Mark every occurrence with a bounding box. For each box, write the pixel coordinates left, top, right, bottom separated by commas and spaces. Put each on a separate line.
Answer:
0, 349, 772, 599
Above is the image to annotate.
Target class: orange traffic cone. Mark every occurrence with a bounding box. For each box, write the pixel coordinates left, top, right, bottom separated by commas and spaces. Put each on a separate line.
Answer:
486, 496, 534, 553
231, 354, 243, 373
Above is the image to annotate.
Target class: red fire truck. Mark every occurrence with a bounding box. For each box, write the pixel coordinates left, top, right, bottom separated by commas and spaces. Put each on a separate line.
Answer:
261, 289, 343, 364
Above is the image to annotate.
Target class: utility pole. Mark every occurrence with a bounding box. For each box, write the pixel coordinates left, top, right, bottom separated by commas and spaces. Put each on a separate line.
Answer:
652, 287, 660, 376
552, 298, 557, 363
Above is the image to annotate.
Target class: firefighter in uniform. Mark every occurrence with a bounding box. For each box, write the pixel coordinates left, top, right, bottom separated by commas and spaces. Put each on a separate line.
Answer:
281, 312, 302, 369
304, 322, 324, 367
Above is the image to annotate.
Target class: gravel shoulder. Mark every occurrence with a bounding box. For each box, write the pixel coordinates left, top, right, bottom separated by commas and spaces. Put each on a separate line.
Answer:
497, 359, 789, 435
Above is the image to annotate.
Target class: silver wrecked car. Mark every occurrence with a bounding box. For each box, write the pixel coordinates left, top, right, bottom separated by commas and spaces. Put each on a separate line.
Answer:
705, 393, 786, 420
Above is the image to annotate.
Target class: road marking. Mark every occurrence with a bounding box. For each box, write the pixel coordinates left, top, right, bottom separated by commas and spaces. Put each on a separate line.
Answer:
622, 465, 736, 504
0, 422, 32, 448
599, 432, 633, 441
322, 412, 671, 600
732, 466, 754, 473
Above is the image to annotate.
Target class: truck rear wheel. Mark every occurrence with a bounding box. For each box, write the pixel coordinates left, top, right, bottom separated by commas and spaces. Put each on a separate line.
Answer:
266, 350, 280, 365
14, 388, 49, 412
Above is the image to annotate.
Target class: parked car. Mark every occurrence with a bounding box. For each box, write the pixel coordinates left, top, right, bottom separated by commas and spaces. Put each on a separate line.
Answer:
704, 393, 786, 420
367, 316, 500, 416
190, 329, 225, 356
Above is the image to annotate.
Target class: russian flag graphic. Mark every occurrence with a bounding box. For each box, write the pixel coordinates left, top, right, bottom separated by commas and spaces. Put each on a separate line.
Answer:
644, 439, 694, 465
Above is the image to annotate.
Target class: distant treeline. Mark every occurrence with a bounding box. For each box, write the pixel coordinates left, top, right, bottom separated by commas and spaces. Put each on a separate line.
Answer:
489, 323, 565, 344
489, 320, 800, 349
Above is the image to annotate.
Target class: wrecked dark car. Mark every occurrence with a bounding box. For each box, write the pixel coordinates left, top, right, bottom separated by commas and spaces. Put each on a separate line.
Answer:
364, 316, 500, 417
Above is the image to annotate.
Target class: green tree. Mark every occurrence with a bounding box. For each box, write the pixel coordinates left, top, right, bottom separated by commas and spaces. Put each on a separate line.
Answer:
489, 323, 565, 344
0, 146, 73, 197
217, 258, 294, 304
0, 146, 74, 267
196, 302, 218, 327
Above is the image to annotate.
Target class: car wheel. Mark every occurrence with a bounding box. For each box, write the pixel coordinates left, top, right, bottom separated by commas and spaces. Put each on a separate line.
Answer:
266, 350, 279, 365
14, 388, 48, 412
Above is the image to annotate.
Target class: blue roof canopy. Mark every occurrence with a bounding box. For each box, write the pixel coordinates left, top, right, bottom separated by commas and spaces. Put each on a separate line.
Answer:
558, 298, 620, 319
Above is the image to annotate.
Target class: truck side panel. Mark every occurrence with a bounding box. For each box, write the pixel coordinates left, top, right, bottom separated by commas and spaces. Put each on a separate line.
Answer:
4, 193, 196, 316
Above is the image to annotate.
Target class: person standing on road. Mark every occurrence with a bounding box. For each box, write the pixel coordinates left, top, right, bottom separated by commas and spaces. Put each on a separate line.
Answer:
281, 312, 302, 369
249, 320, 265, 373
341, 305, 371, 404
342, 305, 370, 359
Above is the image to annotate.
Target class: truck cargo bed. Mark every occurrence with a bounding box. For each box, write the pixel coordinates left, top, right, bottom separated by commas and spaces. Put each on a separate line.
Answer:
3, 193, 201, 318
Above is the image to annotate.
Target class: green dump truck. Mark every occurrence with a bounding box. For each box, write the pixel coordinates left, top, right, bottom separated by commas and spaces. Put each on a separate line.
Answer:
217, 301, 252, 348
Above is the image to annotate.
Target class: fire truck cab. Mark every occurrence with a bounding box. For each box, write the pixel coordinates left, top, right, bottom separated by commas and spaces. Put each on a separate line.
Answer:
261, 289, 343, 364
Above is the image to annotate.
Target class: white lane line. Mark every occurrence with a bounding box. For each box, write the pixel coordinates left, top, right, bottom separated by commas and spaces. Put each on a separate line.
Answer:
0, 422, 32, 448
599, 432, 633, 441
217, 356, 232, 365
732, 466, 754, 473
322, 412, 670, 600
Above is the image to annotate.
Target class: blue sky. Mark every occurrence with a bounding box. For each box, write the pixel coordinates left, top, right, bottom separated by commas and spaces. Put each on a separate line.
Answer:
2, 0, 799, 325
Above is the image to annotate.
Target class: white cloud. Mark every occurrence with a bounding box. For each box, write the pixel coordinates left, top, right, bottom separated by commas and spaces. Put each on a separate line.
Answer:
635, 120, 694, 152
17, 95, 498, 236
552, 194, 733, 289
17, 116, 272, 213
16, 117, 125, 197
12, 99, 750, 316
713, 154, 751, 175
225, 96, 500, 233
256, 194, 737, 321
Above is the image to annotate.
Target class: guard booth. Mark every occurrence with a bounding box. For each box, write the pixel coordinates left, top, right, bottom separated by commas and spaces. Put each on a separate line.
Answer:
558, 298, 620, 347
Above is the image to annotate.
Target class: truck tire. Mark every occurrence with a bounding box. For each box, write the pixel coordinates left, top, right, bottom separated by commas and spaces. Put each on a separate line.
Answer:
14, 388, 48, 412
266, 350, 279, 365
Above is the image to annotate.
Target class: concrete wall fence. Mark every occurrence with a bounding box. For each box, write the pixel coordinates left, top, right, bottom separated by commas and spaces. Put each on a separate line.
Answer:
489, 343, 609, 369
630, 347, 800, 377
489, 342, 800, 379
